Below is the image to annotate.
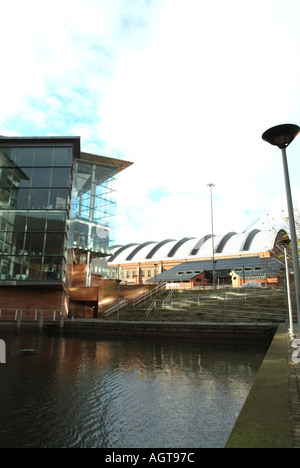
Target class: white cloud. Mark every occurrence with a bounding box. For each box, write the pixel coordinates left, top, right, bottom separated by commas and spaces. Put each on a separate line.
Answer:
1, 0, 300, 245
96, 0, 300, 244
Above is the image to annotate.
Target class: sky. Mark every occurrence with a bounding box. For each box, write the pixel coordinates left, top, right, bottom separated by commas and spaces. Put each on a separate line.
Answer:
1, 0, 300, 246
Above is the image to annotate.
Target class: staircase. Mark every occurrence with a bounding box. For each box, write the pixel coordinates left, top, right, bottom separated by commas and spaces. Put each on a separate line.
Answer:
103, 283, 167, 319
111, 287, 296, 324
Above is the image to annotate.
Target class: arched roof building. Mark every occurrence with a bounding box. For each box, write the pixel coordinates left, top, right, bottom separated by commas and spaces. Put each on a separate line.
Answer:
109, 229, 284, 264
107, 229, 287, 286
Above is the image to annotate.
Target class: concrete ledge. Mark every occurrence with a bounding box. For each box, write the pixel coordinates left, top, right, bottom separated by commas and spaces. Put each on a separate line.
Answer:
60, 320, 277, 343
225, 324, 293, 448
0, 319, 277, 343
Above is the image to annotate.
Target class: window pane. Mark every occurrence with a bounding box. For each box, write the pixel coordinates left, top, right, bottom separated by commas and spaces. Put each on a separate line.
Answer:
15, 232, 25, 254
26, 257, 43, 280
0, 147, 16, 166
13, 211, 27, 231
53, 147, 72, 166
47, 211, 66, 231
2, 232, 26, 256
0, 188, 11, 208
10, 188, 30, 209
24, 232, 45, 255
43, 256, 63, 280
2, 256, 25, 280
15, 148, 35, 166
73, 221, 88, 248
35, 147, 53, 166
0, 256, 42, 281
27, 211, 47, 231
18, 167, 32, 187
31, 167, 51, 187
79, 192, 91, 219
51, 167, 71, 187
75, 162, 92, 192
3, 232, 14, 255
0, 211, 27, 232
0, 168, 14, 188
28, 189, 49, 209
49, 189, 69, 209
0, 257, 12, 280
45, 233, 65, 255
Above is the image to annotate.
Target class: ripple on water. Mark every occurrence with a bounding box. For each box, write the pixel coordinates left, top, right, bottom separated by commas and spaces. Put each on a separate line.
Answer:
0, 334, 268, 448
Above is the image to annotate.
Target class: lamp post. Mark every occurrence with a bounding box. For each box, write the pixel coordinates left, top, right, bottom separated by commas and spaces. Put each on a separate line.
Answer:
279, 237, 294, 337
115, 278, 122, 321
154, 264, 158, 284
262, 123, 300, 331
207, 183, 216, 288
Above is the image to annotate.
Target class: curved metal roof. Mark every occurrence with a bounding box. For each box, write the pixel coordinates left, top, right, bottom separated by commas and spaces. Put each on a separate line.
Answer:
216, 232, 237, 253
190, 235, 212, 256
146, 239, 176, 259
167, 237, 195, 258
108, 243, 139, 263
108, 230, 282, 264
241, 229, 261, 251
126, 241, 157, 261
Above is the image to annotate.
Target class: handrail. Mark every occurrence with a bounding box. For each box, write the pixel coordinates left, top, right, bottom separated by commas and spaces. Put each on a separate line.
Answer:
162, 289, 174, 306
145, 300, 156, 317
0, 308, 60, 321
104, 300, 128, 318
132, 283, 166, 308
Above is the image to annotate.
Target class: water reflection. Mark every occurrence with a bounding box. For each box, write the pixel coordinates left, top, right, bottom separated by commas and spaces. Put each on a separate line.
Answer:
0, 333, 269, 448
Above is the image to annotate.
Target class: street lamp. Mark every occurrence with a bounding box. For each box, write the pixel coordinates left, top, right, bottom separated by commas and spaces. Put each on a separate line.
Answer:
154, 264, 158, 284
115, 278, 122, 321
279, 237, 294, 338
207, 183, 216, 288
262, 123, 300, 332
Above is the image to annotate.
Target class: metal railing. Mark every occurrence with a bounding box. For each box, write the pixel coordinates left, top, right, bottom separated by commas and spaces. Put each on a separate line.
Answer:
104, 301, 128, 318
0, 309, 60, 321
145, 300, 156, 317
132, 283, 166, 308
162, 289, 174, 306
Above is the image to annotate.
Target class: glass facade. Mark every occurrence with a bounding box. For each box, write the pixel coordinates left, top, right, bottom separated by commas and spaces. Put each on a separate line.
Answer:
70, 160, 116, 256
0, 145, 73, 283
0, 138, 130, 290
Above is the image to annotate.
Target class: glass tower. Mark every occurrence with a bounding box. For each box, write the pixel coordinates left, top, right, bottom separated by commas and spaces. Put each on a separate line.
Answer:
70, 159, 116, 254
0, 137, 132, 294
69, 155, 118, 285
0, 142, 74, 285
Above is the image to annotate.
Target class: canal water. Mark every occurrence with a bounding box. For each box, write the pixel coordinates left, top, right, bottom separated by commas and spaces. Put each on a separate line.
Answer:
0, 332, 270, 448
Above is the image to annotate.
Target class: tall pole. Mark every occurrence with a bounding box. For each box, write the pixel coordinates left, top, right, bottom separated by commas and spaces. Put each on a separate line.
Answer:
208, 183, 216, 288
283, 245, 294, 337
116, 278, 121, 321
281, 147, 300, 328
262, 123, 300, 334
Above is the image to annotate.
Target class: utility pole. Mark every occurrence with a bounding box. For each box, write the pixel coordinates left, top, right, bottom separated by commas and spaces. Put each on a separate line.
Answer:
207, 183, 216, 288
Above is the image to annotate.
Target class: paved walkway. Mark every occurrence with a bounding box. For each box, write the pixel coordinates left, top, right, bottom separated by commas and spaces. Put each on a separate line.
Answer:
226, 324, 300, 448
287, 326, 300, 448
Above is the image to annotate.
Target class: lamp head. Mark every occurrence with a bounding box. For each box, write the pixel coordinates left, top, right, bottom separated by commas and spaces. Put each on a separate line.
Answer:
279, 238, 291, 246
262, 124, 300, 149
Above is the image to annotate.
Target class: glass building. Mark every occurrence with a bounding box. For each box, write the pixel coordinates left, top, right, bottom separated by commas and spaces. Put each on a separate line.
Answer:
70, 152, 124, 286
0, 136, 132, 316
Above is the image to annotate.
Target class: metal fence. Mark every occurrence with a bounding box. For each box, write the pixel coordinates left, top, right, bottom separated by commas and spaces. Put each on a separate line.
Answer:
0, 309, 60, 321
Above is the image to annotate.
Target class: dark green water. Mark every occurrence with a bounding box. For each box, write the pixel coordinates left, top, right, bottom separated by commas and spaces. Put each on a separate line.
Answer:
0, 333, 269, 448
